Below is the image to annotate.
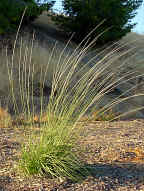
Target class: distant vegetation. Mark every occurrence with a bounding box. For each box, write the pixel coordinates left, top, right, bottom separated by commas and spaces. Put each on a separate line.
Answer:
52, 0, 143, 45
0, 0, 55, 34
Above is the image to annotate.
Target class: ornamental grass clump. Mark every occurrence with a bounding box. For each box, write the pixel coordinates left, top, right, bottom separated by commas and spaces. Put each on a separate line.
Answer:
5, 25, 144, 181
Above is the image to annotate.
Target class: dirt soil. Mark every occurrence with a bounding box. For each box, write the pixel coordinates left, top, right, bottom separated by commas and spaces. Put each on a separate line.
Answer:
1, 120, 144, 190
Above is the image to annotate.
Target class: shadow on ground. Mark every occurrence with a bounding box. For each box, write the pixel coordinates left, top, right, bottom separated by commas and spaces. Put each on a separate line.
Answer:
52, 162, 144, 190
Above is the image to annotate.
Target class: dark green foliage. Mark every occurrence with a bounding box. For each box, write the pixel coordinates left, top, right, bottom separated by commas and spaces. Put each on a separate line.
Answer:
0, 0, 55, 34
53, 0, 142, 45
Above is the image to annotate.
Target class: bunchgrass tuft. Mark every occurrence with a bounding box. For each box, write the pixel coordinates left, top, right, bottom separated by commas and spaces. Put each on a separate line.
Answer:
3, 24, 144, 181
19, 137, 88, 181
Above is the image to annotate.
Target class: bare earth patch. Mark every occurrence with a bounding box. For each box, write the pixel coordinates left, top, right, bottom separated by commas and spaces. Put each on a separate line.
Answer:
1, 120, 144, 190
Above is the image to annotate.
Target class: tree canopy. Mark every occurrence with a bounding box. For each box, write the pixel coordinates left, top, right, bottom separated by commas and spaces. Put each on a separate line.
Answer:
53, 0, 143, 45
0, 0, 55, 34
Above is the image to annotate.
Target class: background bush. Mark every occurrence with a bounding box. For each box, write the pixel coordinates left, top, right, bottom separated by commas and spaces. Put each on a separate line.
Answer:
0, 0, 55, 34
52, 0, 142, 45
